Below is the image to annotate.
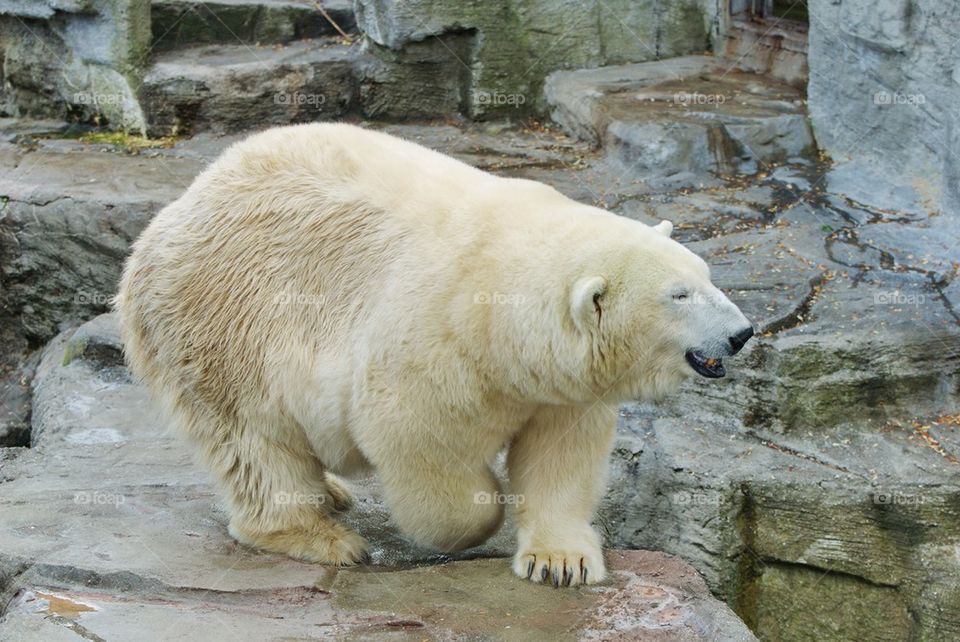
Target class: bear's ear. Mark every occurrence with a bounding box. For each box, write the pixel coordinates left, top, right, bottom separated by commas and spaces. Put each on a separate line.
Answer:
571, 276, 607, 330
653, 220, 673, 237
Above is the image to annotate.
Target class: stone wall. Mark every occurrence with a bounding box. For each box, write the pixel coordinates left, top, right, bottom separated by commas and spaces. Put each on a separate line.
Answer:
808, 0, 960, 215
354, 0, 719, 119
0, 0, 149, 132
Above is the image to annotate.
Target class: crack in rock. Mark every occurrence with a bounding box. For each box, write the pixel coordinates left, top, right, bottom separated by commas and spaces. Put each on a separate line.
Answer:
759, 273, 825, 335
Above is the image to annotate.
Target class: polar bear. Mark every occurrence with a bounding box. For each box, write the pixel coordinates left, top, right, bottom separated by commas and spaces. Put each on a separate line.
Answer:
116, 123, 752, 587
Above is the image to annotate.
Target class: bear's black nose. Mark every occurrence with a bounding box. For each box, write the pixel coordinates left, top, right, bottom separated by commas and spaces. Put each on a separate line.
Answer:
728, 326, 754, 354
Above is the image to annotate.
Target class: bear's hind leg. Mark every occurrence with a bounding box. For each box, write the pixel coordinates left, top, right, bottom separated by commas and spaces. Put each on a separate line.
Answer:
375, 451, 505, 552
189, 415, 368, 565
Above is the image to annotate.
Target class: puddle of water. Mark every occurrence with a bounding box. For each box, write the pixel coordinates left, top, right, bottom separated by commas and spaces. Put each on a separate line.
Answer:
32, 591, 97, 618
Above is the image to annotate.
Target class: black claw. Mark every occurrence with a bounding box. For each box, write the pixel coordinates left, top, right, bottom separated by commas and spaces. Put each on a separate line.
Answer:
541, 565, 549, 582
562, 564, 572, 587
581, 566, 588, 585
526, 559, 535, 579
552, 570, 560, 588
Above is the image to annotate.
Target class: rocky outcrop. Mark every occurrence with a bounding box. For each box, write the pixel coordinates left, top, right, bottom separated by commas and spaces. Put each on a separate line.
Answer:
0, 131, 201, 347
354, 0, 718, 119
0, 123, 201, 445
0, 0, 150, 132
140, 39, 364, 137
807, 0, 960, 216
150, 0, 357, 51
604, 161, 960, 640
544, 56, 815, 183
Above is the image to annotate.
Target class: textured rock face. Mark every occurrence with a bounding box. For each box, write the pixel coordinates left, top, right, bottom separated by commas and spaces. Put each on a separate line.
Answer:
602, 159, 960, 640
1, 554, 756, 641
150, 0, 357, 51
0, 125, 201, 445
807, 0, 960, 214
140, 39, 364, 136
353, 0, 717, 119
0, 134, 201, 347
544, 56, 815, 182
0, 0, 150, 132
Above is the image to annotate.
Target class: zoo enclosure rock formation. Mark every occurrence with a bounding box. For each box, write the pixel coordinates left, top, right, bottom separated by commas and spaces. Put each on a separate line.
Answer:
0, 116, 958, 641
1, 0, 960, 640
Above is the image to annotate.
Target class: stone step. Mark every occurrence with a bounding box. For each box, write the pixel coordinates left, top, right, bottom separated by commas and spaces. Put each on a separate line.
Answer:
151, 0, 357, 51
139, 38, 365, 136
544, 55, 815, 183
722, 18, 808, 88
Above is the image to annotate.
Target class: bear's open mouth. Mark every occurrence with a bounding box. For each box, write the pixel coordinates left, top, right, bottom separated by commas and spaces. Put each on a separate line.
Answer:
685, 350, 725, 378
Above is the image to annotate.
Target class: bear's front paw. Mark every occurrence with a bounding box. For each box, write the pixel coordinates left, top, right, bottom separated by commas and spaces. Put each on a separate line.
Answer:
512, 543, 606, 587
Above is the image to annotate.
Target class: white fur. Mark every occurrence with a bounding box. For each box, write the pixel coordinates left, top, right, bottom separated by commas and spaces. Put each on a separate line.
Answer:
115, 123, 749, 585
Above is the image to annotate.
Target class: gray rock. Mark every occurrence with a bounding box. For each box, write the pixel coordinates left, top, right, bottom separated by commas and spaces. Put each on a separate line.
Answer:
354, 0, 716, 118
544, 56, 815, 182
603, 404, 960, 642
827, 159, 933, 218
0, 1, 89, 19
0, 350, 36, 447
807, 0, 960, 215
150, 0, 357, 51
720, 16, 807, 88
357, 33, 474, 120
0, 138, 200, 345
580, 152, 960, 641
140, 39, 364, 136
0, 0, 150, 132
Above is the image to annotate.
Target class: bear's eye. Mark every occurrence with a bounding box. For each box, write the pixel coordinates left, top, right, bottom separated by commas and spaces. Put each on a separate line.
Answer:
672, 291, 689, 302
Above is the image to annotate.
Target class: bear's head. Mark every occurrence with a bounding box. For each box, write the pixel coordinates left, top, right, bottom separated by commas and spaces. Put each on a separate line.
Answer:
568, 218, 753, 403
